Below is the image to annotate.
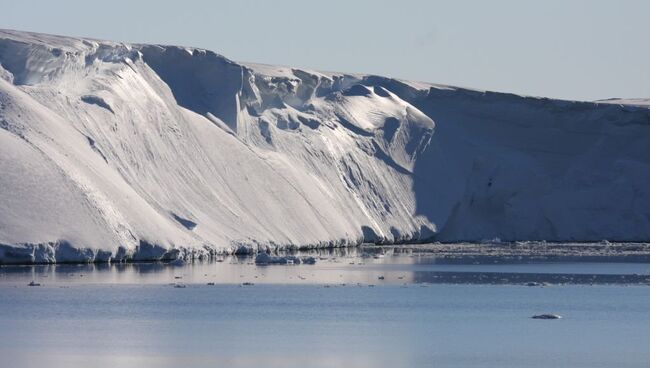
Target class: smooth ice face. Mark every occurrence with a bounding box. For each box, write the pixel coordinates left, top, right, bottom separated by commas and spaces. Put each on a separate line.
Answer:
1, 29, 650, 264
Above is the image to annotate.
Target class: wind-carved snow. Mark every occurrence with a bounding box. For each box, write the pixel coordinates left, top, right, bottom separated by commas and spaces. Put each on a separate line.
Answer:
1, 29, 650, 264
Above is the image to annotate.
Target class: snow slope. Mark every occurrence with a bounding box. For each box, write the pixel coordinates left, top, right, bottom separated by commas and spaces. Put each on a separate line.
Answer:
1, 29, 649, 264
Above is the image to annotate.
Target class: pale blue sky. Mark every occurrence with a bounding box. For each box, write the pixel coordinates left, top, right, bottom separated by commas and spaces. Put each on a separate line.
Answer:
1, 0, 648, 101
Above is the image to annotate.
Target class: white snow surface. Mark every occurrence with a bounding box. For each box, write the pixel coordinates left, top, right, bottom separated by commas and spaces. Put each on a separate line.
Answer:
1, 29, 650, 264
595, 98, 650, 107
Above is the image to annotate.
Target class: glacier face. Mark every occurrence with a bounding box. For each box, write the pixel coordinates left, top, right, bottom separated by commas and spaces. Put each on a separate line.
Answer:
1, 29, 649, 264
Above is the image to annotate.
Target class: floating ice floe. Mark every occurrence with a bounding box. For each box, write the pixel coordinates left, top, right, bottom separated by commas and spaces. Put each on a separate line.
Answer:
531, 314, 562, 319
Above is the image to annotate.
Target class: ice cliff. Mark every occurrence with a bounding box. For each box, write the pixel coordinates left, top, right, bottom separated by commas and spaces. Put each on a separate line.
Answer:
1, 29, 649, 264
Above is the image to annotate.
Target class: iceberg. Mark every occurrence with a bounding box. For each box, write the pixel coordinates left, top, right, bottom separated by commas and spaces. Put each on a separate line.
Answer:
1, 29, 650, 264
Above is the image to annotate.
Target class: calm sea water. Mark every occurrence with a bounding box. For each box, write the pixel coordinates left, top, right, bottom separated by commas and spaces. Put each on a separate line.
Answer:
1, 252, 649, 368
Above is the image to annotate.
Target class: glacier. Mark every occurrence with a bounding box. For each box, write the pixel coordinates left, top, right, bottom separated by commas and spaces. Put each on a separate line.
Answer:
1, 29, 649, 264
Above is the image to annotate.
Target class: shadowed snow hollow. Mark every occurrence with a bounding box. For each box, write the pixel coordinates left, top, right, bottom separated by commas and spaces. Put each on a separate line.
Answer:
1, 29, 650, 264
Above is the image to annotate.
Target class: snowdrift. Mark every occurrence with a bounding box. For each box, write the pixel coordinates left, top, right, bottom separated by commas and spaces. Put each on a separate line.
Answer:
1, 29, 649, 264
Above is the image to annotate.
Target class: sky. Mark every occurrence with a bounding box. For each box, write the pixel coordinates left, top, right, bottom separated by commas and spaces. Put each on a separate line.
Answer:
0, 0, 648, 101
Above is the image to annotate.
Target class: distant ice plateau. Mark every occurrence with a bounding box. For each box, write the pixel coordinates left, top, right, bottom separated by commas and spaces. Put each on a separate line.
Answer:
1, 29, 650, 264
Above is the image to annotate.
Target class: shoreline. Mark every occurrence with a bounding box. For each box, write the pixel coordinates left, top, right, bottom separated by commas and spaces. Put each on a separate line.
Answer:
2, 241, 650, 266
362, 242, 650, 264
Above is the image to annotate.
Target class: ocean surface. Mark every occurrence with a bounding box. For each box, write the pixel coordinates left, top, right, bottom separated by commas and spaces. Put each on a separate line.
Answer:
1, 251, 649, 368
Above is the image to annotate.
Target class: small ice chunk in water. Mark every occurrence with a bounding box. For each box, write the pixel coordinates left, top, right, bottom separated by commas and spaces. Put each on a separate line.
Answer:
531, 314, 562, 319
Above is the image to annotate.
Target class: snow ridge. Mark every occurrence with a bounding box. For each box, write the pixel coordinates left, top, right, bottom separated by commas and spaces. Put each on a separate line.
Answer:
1, 29, 650, 264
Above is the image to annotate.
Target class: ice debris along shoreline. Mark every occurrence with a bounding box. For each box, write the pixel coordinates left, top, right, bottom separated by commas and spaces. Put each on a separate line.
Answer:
0, 239, 342, 265
3, 241, 650, 266
370, 242, 650, 263
254, 252, 316, 265
2, 29, 650, 264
